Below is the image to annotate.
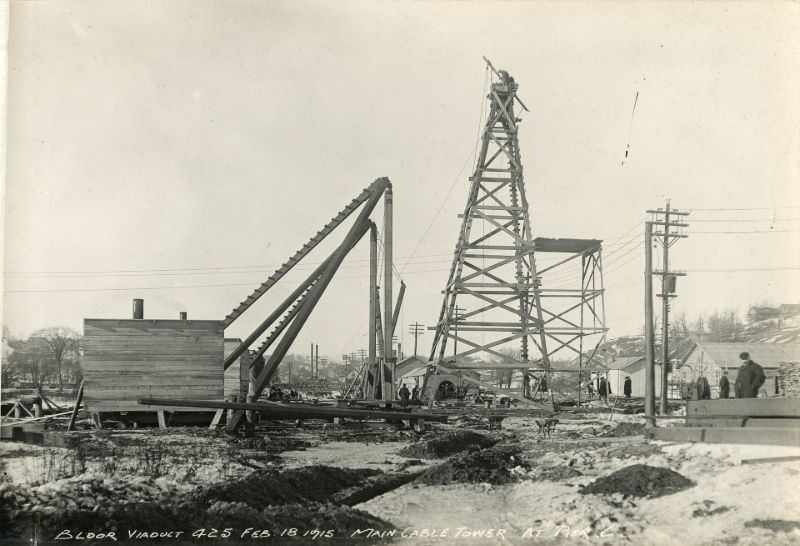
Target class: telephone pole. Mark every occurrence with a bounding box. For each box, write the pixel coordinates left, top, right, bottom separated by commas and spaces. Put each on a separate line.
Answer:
646, 201, 689, 414
409, 322, 425, 357
644, 222, 655, 424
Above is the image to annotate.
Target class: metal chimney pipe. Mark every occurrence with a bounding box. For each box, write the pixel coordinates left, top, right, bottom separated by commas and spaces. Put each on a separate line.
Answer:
133, 299, 144, 319
179, 312, 187, 320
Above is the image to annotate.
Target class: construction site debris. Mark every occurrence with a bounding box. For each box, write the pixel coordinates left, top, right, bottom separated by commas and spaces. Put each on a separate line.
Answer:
138, 397, 447, 423
417, 445, 528, 485
398, 430, 498, 458
691, 500, 732, 518
580, 464, 695, 498
196, 465, 378, 508
1, 465, 396, 543
601, 422, 646, 437
744, 519, 800, 533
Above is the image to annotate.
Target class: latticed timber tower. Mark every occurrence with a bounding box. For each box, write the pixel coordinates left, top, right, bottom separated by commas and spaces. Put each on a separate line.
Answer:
430, 63, 607, 381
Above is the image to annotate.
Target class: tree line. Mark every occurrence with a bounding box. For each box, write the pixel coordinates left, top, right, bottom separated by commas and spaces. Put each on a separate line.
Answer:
2, 325, 82, 394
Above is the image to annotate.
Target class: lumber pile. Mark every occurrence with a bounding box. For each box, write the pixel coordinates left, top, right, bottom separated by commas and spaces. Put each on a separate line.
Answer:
651, 398, 800, 447
138, 397, 448, 424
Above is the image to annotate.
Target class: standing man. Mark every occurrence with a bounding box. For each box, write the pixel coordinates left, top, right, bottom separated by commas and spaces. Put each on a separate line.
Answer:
623, 376, 632, 399
411, 384, 420, 401
598, 377, 608, 402
719, 371, 730, 399
735, 352, 766, 398
398, 384, 411, 405
696, 375, 711, 400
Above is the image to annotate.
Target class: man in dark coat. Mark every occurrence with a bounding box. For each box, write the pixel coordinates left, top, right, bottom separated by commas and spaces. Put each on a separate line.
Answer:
719, 371, 730, 399
696, 376, 711, 400
398, 384, 411, 405
623, 376, 632, 399
598, 377, 609, 401
735, 352, 766, 398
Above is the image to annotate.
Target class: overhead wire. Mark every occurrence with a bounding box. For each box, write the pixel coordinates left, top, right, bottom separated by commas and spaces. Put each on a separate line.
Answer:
398, 65, 489, 276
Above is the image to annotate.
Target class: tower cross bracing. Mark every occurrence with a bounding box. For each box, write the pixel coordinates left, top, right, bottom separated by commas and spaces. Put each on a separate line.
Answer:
429, 64, 607, 373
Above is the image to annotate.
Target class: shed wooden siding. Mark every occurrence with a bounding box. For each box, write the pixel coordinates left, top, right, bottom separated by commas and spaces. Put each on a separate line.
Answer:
607, 361, 663, 398
82, 319, 224, 412
224, 338, 250, 401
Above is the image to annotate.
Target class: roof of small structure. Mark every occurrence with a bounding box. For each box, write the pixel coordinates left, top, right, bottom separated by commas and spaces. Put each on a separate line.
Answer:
533, 237, 602, 254
605, 356, 645, 370
689, 342, 800, 368
399, 365, 428, 378
396, 356, 429, 377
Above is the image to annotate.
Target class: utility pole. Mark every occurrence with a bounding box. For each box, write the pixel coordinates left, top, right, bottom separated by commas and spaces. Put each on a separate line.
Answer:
383, 185, 394, 401
647, 201, 689, 414
409, 322, 425, 357
310, 343, 315, 379
644, 221, 656, 424
368, 223, 378, 397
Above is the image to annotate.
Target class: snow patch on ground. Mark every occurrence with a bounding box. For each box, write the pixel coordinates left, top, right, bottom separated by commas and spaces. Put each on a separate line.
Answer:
281, 440, 435, 472
360, 439, 800, 545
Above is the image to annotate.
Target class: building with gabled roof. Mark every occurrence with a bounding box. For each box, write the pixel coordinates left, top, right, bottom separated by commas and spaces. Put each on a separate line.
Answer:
673, 341, 800, 398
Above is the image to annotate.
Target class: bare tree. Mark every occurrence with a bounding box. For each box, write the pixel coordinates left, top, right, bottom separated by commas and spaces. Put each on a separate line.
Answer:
669, 312, 691, 341
2, 325, 16, 386
705, 310, 744, 342
29, 327, 81, 393
6, 336, 51, 392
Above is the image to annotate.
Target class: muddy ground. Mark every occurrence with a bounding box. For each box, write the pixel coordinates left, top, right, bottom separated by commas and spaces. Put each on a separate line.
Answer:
2, 409, 800, 545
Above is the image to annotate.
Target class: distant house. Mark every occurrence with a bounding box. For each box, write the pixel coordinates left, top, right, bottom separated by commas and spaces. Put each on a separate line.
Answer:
780, 304, 800, 317
747, 306, 781, 323
674, 341, 800, 398
396, 356, 429, 386
604, 356, 663, 398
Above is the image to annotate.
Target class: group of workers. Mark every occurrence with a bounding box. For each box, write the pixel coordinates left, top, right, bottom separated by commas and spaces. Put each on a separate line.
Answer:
397, 383, 420, 404
690, 352, 766, 400
585, 351, 768, 402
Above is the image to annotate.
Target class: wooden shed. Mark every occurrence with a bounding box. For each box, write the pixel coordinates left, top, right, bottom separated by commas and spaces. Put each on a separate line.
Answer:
82, 318, 224, 413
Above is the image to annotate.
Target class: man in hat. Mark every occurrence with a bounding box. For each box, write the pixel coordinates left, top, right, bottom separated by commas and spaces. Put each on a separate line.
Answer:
398, 384, 411, 406
719, 371, 730, 399
623, 376, 632, 399
735, 352, 766, 398
696, 375, 711, 400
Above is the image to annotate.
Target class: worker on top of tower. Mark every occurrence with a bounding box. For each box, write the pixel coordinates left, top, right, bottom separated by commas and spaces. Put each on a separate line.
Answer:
498, 69, 514, 83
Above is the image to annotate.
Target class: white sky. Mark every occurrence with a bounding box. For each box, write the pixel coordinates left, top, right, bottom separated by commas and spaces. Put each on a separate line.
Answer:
2, 1, 799, 361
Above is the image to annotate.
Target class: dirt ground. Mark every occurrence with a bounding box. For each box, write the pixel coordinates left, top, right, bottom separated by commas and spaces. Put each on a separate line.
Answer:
2, 410, 800, 545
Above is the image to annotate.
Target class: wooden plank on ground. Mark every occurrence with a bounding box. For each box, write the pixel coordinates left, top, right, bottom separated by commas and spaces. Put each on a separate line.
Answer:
686, 417, 746, 428
687, 398, 800, 418
652, 426, 800, 447
746, 418, 800, 428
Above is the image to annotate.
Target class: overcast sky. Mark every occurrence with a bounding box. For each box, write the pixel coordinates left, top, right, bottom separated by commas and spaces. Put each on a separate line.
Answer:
3, 1, 799, 361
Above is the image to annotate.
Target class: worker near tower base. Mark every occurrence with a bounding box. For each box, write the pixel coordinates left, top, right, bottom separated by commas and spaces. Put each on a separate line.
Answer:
719, 371, 730, 399
623, 376, 632, 399
734, 352, 766, 398
398, 384, 411, 405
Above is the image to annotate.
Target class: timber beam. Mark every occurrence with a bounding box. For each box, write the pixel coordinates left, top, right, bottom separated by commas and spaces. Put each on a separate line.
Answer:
139, 397, 448, 423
